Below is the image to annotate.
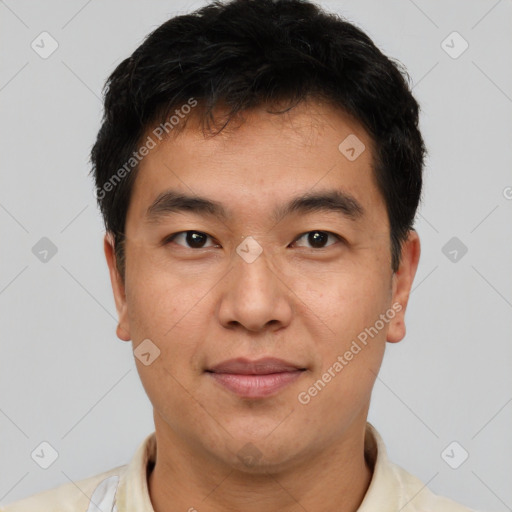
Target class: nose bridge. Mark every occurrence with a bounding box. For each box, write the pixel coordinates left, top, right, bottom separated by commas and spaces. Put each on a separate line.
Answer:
218, 235, 291, 332
233, 237, 274, 289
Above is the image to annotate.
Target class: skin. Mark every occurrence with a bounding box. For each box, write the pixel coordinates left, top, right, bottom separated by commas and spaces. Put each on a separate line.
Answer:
104, 100, 420, 512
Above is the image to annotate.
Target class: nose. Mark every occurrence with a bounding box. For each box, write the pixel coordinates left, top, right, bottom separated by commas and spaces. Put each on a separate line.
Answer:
217, 241, 293, 333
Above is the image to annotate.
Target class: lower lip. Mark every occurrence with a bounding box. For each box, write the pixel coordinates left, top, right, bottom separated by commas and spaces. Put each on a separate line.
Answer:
208, 371, 304, 398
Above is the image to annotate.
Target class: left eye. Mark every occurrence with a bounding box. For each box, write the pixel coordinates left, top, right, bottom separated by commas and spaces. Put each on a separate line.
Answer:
292, 231, 341, 249
164, 231, 219, 249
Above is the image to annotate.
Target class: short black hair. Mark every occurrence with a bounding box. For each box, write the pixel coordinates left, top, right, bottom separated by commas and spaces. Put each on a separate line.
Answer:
91, 0, 425, 277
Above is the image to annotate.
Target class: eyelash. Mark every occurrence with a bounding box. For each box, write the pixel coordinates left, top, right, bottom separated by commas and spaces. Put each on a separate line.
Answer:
163, 230, 344, 250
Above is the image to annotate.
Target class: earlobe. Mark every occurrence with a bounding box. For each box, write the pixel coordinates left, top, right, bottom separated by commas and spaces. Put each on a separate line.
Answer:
386, 230, 421, 344
116, 323, 131, 342
104, 233, 131, 342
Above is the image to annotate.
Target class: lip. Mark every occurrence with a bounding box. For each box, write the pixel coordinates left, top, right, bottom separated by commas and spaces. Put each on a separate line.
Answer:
206, 357, 306, 398
208, 357, 305, 375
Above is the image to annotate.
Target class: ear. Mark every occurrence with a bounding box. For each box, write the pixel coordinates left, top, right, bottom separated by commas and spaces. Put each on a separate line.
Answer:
104, 233, 131, 342
387, 230, 421, 343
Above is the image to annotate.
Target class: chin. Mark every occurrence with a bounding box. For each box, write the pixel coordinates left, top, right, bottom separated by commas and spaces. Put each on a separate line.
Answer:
216, 428, 308, 474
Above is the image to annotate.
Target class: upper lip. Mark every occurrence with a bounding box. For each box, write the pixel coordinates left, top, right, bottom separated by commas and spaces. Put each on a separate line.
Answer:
207, 357, 306, 375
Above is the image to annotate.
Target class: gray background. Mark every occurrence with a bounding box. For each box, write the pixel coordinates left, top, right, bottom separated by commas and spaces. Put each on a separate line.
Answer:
1, 0, 511, 510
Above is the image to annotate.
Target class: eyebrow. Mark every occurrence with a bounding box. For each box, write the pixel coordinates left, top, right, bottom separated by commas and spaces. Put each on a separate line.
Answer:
145, 189, 364, 224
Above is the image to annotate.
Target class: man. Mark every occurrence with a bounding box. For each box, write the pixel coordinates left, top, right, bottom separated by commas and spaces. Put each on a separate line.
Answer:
2, 0, 477, 510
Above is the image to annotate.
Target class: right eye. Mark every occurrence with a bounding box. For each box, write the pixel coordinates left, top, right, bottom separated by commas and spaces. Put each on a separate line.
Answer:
164, 231, 220, 249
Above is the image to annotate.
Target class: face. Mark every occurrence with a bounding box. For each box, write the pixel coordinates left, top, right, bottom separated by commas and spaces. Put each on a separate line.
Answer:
105, 100, 420, 472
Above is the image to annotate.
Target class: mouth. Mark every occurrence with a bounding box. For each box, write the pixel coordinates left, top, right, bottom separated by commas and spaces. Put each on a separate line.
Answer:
205, 357, 307, 398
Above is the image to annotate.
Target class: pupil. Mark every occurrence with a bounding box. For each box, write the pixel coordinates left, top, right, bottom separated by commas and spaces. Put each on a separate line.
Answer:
187, 231, 206, 248
309, 231, 327, 248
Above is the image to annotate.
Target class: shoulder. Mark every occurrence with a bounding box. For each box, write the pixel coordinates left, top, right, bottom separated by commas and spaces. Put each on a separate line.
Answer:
391, 462, 479, 512
0, 465, 126, 512
363, 423, 480, 512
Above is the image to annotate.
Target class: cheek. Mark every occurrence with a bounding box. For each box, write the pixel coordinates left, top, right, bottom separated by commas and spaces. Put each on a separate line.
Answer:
295, 274, 389, 422
294, 263, 392, 340
292, 263, 390, 405
125, 242, 196, 330
126, 272, 176, 338
124, 254, 201, 368
125, 264, 208, 419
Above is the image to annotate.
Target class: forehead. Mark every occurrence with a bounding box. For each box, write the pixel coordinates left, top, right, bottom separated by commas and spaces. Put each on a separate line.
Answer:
126, 100, 385, 229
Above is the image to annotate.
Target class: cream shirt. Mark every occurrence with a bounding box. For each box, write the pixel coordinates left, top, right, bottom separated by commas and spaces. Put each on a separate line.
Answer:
1, 423, 477, 511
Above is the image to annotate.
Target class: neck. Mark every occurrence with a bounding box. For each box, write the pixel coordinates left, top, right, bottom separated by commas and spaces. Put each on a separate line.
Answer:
148, 418, 373, 512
